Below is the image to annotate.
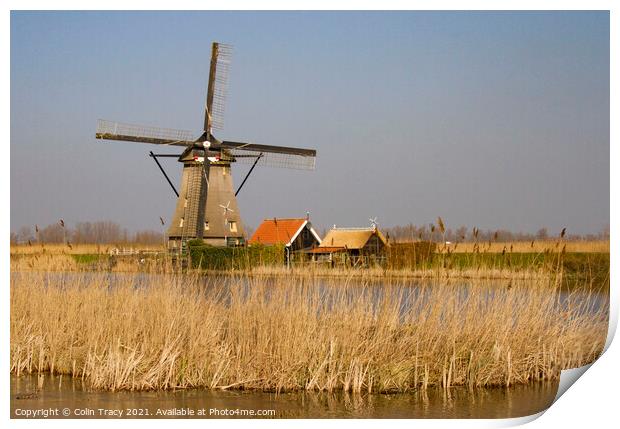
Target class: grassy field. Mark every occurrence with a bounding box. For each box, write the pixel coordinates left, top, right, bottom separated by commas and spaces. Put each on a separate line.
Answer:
10, 271, 607, 393
430, 251, 609, 287
10, 241, 610, 289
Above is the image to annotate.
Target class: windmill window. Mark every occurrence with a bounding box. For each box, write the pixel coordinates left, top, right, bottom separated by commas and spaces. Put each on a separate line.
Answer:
204, 221, 209, 231
184, 198, 188, 208
179, 218, 184, 227
229, 221, 237, 233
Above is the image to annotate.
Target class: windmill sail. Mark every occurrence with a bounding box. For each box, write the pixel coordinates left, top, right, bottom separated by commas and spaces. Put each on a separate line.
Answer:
218, 140, 316, 170
204, 43, 232, 133
220, 141, 316, 157
96, 120, 194, 146
229, 150, 315, 170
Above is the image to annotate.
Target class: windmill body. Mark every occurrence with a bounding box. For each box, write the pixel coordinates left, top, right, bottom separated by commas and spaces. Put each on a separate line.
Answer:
165, 153, 209, 249
96, 42, 316, 252
202, 164, 244, 246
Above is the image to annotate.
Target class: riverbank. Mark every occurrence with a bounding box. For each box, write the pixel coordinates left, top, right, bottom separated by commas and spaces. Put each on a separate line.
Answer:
11, 374, 559, 418
9, 249, 610, 288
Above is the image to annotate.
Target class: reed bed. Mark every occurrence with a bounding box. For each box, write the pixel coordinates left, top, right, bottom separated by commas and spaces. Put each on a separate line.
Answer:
9, 250, 551, 281
439, 240, 609, 254
10, 243, 163, 255
10, 271, 607, 393
10, 240, 609, 256
9, 252, 168, 274
249, 265, 548, 281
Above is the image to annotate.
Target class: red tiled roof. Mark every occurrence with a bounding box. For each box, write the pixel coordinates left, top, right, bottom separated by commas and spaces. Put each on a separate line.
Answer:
249, 218, 307, 246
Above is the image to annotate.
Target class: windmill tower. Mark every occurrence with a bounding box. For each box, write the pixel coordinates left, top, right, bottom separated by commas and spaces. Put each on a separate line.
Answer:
96, 42, 316, 252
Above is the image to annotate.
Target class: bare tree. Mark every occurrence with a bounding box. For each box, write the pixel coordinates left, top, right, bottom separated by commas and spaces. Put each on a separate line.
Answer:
17, 226, 34, 244
73, 221, 126, 244
455, 226, 468, 242
38, 224, 65, 243
244, 225, 255, 241
133, 230, 164, 245
536, 228, 549, 240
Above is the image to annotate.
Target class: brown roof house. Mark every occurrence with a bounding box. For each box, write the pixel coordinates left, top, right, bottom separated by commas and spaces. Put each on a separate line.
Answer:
308, 226, 388, 267
249, 217, 322, 266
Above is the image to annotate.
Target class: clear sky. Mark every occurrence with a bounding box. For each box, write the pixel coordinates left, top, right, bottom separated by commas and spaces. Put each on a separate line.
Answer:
10, 11, 609, 235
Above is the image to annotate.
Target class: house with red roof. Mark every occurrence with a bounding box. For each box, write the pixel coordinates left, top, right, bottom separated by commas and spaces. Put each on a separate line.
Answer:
249, 218, 322, 252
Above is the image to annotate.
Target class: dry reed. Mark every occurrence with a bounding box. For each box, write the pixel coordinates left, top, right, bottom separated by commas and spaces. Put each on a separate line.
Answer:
10, 243, 162, 256
9, 249, 551, 280
10, 240, 609, 257
440, 240, 609, 254
10, 271, 607, 393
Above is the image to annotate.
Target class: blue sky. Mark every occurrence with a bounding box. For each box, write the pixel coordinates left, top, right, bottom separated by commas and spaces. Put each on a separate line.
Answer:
10, 11, 609, 234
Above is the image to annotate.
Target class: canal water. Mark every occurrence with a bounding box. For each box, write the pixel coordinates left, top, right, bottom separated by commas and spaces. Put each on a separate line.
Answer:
12, 374, 558, 419
10, 271, 610, 313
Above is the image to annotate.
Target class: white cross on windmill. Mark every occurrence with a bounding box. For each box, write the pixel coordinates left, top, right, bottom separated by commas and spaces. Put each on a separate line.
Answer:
369, 217, 378, 230
219, 201, 234, 225
219, 201, 235, 244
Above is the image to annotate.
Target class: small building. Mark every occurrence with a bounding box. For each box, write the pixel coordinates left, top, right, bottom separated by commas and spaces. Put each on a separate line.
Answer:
308, 227, 388, 267
249, 218, 322, 264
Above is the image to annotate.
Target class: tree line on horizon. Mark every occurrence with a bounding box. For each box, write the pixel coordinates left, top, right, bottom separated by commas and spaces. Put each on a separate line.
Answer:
11, 221, 164, 246
10, 219, 609, 246
380, 222, 609, 243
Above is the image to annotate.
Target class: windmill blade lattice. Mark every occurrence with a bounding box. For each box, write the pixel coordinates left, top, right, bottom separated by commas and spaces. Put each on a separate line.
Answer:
223, 148, 316, 170
96, 120, 195, 146
204, 43, 233, 132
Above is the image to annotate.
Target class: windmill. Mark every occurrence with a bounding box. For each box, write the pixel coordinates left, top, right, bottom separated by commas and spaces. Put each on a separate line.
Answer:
96, 42, 317, 252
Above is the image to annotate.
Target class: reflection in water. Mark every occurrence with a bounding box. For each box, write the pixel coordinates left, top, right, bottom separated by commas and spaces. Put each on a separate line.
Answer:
11, 375, 558, 419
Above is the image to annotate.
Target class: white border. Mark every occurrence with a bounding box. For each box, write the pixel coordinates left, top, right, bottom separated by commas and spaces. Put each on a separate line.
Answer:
3, 2, 616, 429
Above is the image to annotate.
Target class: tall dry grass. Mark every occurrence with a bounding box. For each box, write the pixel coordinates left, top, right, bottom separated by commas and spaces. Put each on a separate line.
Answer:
10, 243, 163, 256
9, 247, 552, 280
10, 240, 610, 256
440, 240, 609, 254
10, 271, 607, 393
249, 264, 549, 281
9, 251, 171, 274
